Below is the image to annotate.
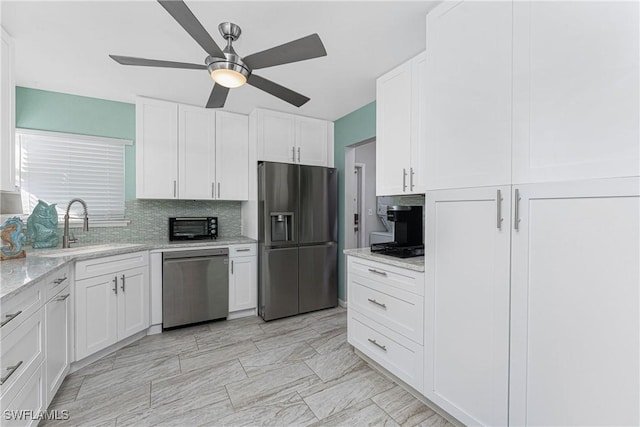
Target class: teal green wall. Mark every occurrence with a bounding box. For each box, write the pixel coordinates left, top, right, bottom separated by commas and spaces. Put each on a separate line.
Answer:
15, 87, 137, 200
334, 101, 376, 301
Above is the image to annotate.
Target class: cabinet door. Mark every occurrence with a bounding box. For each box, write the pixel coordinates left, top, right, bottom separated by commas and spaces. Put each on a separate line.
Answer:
117, 266, 149, 341
424, 186, 511, 426
75, 274, 118, 360
45, 286, 71, 406
424, 1, 512, 190
409, 52, 427, 194
510, 178, 640, 426
295, 117, 328, 167
512, 1, 640, 184
1, 27, 15, 192
216, 111, 249, 200
376, 60, 412, 196
256, 109, 296, 164
136, 98, 178, 199
229, 255, 257, 312
178, 105, 216, 200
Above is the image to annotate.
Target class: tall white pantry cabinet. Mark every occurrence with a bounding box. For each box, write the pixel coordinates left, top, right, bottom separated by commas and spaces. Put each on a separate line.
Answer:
423, 1, 639, 426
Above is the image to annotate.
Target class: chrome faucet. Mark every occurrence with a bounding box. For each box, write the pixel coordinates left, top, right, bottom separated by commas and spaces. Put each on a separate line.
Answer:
63, 198, 89, 248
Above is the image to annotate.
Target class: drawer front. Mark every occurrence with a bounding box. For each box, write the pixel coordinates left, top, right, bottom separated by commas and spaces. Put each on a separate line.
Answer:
348, 310, 423, 392
0, 309, 44, 398
0, 286, 42, 339
348, 257, 424, 296
229, 244, 257, 257
0, 362, 46, 427
45, 266, 71, 302
76, 251, 149, 280
350, 279, 424, 344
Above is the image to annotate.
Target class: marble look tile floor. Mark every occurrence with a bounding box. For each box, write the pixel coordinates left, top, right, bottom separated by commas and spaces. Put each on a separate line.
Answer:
45, 307, 455, 427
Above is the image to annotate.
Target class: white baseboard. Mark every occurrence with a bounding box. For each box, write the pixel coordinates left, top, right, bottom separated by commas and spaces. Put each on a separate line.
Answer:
70, 330, 146, 374
338, 299, 347, 308
228, 308, 257, 320
147, 324, 163, 335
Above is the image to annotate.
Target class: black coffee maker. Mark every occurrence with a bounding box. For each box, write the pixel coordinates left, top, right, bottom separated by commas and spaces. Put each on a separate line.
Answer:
371, 205, 424, 258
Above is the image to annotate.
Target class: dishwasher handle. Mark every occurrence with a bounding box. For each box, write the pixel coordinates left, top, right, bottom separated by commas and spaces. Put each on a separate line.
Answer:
163, 248, 229, 261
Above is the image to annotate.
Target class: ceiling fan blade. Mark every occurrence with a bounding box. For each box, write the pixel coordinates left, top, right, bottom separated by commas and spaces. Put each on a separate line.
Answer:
109, 55, 207, 70
206, 84, 230, 108
243, 34, 327, 70
247, 74, 310, 107
157, 0, 225, 58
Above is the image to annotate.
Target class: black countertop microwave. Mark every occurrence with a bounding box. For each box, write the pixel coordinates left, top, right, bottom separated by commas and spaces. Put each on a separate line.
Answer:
169, 217, 218, 241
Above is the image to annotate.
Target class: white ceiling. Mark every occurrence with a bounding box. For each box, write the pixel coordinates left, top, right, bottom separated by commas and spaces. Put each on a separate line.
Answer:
1, 1, 438, 121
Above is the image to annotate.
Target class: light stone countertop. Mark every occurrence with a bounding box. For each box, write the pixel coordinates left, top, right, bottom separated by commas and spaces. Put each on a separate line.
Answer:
343, 247, 425, 272
1, 236, 257, 302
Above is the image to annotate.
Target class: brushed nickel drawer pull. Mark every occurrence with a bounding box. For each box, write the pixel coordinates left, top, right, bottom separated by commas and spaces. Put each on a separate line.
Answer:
56, 294, 71, 301
53, 276, 67, 285
236, 248, 251, 252
367, 298, 387, 309
368, 268, 387, 277
1, 311, 22, 328
0, 361, 23, 385
367, 338, 387, 352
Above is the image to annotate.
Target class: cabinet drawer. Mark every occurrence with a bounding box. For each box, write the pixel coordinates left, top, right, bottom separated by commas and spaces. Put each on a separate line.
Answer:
0, 362, 45, 427
0, 285, 42, 339
0, 309, 44, 398
45, 266, 71, 302
76, 251, 149, 280
348, 257, 424, 296
349, 279, 424, 344
348, 310, 423, 392
229, 244, 257, 257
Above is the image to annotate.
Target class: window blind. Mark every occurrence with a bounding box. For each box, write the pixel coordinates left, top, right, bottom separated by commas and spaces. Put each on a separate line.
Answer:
17, 130, 127, 221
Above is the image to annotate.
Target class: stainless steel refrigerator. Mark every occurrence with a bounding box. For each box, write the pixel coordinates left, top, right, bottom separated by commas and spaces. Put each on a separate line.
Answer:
258, 161, 338, 321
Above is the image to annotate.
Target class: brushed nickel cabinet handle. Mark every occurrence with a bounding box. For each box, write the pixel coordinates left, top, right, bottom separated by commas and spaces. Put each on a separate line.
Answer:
297, 147, 301, 162
120, 274, 126, 292
292, 146, 296, 162
212, 182, 215, 198
56, 294, 70, 301
367, 298, 387, 309
218, 183, 221, 198
402, 168, 407, 192
496, 189, 503, 230
173, 180, 177, 198
1, 311, 22, 328
0, 361, 23, 385
113, 276, 118, 295
368, 268, 387, 277
231, 260, 234, 274
367, 338, 387, 352
514, 189, 521, 231
410, 167, 415, 191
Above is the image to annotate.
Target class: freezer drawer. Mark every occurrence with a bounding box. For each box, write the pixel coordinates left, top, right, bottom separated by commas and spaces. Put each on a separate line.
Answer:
299, 243, 337, 313
259, 246, 299, 321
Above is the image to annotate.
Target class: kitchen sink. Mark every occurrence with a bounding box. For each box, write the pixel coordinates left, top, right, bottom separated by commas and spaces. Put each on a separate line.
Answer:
34, 243, 144, 258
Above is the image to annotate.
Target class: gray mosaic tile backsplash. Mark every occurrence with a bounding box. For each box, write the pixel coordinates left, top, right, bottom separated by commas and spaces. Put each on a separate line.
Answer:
64, 199, 241, 245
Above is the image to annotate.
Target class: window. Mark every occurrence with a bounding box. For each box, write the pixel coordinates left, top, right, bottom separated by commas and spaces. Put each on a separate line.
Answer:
16, 129, 129, 222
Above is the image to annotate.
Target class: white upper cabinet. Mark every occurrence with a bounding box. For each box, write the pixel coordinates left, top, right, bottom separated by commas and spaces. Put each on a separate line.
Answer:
216, 111, 249, 200
376, 52, 427, 196
178, 105, 216, 200
255, 108, 334, 167
424, 1, 512, 190
1, 27, 16, 192
512, 1, 640, 183
136, 98, 179, 199
136, 97, 249, 200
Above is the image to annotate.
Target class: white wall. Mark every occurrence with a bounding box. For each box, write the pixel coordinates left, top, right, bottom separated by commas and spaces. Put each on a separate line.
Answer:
355, 141, 386, 246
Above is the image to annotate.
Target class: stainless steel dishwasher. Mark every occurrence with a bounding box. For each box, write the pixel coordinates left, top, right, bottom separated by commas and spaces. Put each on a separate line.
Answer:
162, 248, 229, 329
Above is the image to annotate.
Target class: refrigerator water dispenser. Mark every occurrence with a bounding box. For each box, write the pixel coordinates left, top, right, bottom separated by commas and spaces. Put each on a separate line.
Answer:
270, 212, 293, 242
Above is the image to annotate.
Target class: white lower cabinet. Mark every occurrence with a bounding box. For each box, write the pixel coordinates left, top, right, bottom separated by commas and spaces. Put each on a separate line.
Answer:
424, 186, 511, 426
75, 252, 149, 360
509, 178, 640, 426
0, 363, 45, 427
346, 256, 424, 392
45, 285, 71, 406
228, 244, 257, 313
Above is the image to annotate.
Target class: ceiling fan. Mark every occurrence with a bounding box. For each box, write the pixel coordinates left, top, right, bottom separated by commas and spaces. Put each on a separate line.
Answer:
109, 0, 327, 108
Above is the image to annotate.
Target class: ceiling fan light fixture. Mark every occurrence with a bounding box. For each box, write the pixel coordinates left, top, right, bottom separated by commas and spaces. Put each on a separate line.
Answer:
207, 59, 250, 88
